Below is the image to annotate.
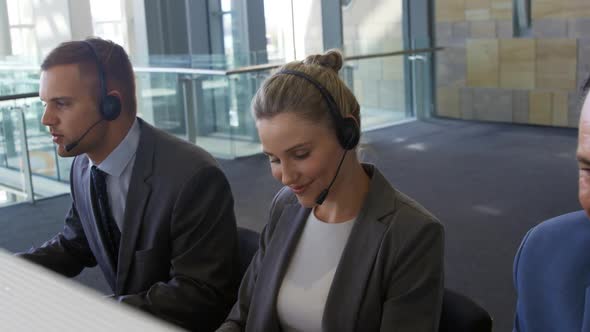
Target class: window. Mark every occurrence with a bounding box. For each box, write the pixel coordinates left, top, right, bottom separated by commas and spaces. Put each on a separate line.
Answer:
90, 0, 126, 48
514, 0, 531, 37
6, 0, 37, 58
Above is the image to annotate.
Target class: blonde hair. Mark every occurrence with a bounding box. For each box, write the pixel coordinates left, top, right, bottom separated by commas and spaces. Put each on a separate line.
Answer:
252, 49, 360, 129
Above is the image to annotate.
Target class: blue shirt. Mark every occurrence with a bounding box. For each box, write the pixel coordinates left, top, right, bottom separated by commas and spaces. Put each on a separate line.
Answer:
514, 210, 590, 332
89, 118, 141, 230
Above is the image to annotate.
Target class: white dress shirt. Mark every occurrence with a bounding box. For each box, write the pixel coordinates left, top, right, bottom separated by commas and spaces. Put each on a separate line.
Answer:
88, 118, 140, 230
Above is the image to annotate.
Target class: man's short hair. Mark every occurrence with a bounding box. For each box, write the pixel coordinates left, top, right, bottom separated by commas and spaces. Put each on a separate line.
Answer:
41, 37, 136, 114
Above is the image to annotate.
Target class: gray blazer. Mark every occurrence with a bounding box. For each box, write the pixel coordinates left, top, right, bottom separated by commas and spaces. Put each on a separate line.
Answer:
19, 118, 239, 331
218, 164, 444, 332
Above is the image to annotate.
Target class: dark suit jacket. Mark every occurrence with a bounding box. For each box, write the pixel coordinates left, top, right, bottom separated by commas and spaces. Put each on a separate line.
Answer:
18, 118, 239, 331
218, 164, 444, 332
513, 210, 590, 332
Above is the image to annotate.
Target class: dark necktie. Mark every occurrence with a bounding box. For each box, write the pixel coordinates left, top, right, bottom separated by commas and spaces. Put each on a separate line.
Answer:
90, 165, 121, 267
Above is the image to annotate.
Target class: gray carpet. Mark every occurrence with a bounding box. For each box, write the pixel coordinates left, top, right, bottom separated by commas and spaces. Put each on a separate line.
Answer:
0, 118, 580, 332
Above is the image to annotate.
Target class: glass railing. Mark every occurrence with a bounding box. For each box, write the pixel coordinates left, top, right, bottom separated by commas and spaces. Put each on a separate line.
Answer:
133, 67, 271, 158
0, 47, 440, 206
0, 65, 39, 97
346, 52, 409, 129
0, 93, 70, 207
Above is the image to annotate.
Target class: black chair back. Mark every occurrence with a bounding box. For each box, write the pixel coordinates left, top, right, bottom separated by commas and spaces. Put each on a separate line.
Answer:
439, 289, 493, 332
237, 227, 260, 278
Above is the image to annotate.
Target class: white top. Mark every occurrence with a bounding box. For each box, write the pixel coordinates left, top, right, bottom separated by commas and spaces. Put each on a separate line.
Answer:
88, 118, 140, 230
276, 209, 356, 332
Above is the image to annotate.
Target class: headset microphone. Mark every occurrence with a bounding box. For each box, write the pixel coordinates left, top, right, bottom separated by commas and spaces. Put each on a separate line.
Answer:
65, 118, 104, 152
315, 149, 348, 205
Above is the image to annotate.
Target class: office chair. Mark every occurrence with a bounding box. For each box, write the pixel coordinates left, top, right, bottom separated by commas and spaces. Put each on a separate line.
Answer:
439, 288, 493, 332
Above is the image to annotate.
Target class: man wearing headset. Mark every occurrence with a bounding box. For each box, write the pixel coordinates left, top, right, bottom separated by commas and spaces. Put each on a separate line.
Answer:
17, 38, 239, 331
513, 74, 590, 331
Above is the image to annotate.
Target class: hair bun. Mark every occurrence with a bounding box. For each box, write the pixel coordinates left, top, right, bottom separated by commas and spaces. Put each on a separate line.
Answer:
303, 49, 343, 73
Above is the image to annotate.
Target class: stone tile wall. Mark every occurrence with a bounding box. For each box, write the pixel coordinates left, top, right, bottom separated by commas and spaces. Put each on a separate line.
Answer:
436, 0, 590, 128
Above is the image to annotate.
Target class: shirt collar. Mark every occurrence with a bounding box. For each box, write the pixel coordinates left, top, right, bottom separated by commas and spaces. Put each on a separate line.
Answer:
89, 118, 141, 177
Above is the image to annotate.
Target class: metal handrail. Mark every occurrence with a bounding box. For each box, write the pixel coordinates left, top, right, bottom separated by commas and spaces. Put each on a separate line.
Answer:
0, 46, 444, 105
140, 47, 444, 76
225, 47, 444, 75
0, 47, 444, 82
133, 66, 228, 76
0, 92, 39, 101
344, 47, 444, 61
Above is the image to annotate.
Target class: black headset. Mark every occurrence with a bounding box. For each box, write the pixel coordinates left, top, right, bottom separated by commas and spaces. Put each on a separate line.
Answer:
276, 69, 360, 150
82, 40, 121, 121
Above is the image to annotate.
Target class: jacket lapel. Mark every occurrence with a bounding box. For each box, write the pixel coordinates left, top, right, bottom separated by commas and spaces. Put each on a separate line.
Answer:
248, 203, 310, 332
323, 165, 394, 331
115, 119, 154, 294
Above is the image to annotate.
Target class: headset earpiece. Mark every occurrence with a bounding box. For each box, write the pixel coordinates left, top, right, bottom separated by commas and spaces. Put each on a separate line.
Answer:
83, 40, 121, 122
101, 94, 122, 121
339, 117, 360, 150
276, 69, 360, 150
